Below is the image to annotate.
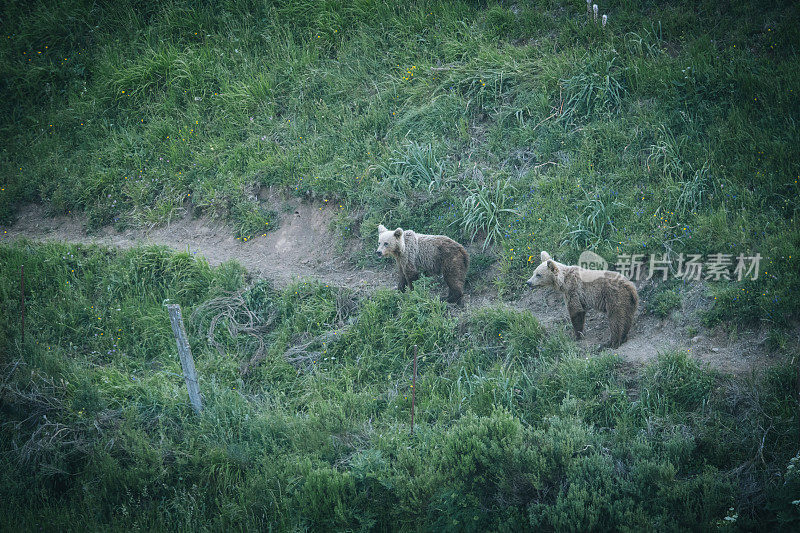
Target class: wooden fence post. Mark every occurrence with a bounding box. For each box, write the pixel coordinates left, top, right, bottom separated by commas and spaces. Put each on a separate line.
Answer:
166, 304, 202, 414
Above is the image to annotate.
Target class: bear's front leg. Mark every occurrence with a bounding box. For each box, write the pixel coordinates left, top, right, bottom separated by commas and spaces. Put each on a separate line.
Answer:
567, 297, 586, 340
396, 269, 408, 292
404, 267, 419, 292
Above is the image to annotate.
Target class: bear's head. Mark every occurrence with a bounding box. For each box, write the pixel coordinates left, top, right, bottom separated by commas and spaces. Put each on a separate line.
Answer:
526, 251, 564, 289
376, 224, 404, 258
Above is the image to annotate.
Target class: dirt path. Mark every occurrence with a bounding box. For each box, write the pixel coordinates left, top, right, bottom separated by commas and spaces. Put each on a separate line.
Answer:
494, 286, 785, 375
2, 202, 394, 292
2, 202, 791, 374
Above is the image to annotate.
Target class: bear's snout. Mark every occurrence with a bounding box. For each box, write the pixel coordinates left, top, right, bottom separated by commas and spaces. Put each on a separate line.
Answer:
375, 250, 383, 257
526, 279, 534, 288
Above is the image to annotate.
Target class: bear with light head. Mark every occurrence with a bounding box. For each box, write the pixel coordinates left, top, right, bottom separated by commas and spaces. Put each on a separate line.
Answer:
526, 251, 638, 348
376, 224, 469, 304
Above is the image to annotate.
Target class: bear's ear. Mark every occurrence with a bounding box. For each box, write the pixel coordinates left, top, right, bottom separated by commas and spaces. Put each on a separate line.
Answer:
541, 251, 551, 262
393, 228, 403, 239
378, 224, 387, 233
547, 259, 558, 273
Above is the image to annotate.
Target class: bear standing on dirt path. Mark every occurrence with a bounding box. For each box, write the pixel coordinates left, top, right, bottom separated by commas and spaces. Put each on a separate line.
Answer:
376, 224, 469, 304
526, 251, 638, 348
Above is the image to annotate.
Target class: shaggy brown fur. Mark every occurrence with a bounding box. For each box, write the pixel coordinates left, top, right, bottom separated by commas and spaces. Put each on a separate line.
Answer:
376, 224, 469, 304
526, 251, 638, 348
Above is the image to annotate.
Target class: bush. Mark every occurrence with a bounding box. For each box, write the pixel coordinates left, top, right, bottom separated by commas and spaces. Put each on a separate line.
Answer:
641, 351, 715, 415
464, 306, 545, 362
648, 287, 682, 318
428, 408, 542, 528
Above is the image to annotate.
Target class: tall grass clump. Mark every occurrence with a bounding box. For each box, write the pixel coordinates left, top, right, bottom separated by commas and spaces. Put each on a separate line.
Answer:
640, 351, 716, 416
458, 177, 520, 250
561, 189, 625, 251
374, 141, 450, 193
230, 200, 277, 241
558, 54, 626, 126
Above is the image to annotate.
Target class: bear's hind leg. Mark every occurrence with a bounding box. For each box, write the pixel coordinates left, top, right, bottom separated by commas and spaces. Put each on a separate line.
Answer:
446, 287, 463, 304
443, 272, 464, 304
606, 316, 625, 348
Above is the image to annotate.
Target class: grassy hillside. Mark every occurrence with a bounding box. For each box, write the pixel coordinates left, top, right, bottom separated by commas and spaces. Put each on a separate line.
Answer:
1, 242, 798, 530
1, 0, 799, 321
1, 0, 800, 530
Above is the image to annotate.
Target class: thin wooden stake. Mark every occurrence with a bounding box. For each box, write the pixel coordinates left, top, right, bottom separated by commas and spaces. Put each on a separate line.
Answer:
20, 265, 25, 344
410, 344, 417, 435
166, 304, 202, 414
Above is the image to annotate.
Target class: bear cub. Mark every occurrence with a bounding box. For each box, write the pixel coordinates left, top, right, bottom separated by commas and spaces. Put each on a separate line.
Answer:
526, 251, 638, 348
376, 224, 469, 304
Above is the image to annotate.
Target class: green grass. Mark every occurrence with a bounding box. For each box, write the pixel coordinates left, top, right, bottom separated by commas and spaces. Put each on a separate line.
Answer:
1, 242, 799, 530
1, 0, 800, 529
646, 284, 683, 318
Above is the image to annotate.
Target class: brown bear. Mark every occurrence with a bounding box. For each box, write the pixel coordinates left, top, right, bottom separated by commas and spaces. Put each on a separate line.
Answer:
526, 251, 638, 348
376, 224, 469, 304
